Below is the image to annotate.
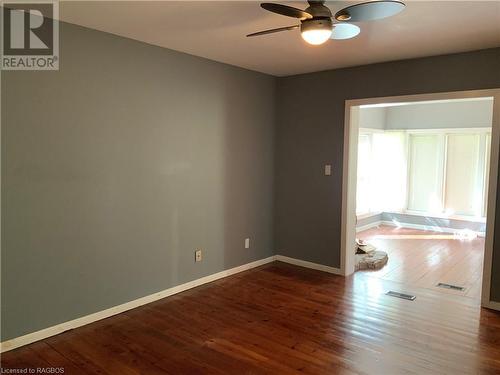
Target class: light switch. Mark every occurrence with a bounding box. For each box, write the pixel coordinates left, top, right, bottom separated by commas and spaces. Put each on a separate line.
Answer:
325, 164, 332, 176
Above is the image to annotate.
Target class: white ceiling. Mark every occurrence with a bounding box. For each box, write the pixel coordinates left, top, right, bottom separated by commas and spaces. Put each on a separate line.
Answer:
60, 1, 500, 76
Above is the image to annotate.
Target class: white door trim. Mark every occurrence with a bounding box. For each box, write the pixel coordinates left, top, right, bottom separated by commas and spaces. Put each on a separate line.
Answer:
340, 89, 500, 311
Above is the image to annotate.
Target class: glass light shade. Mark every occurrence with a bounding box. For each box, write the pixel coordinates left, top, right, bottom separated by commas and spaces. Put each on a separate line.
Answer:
301, 29, 332, 45
331, 23, 360, 40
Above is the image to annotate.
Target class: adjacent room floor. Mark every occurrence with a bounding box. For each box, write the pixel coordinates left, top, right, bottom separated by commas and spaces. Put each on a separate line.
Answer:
357, 225, 484, 299
2, 262, 500, 374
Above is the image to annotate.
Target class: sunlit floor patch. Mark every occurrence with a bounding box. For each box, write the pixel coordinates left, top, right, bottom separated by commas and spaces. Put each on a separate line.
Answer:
373, 234, 476, 240
374, 234, 455, 240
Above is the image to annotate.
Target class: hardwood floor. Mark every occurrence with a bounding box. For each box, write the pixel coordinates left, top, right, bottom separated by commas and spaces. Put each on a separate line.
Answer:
2, 261, 500, 374
357, 225, 485, 299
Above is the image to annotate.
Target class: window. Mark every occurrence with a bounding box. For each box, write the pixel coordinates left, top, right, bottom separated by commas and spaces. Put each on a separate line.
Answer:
356, 131, 406, 215
484, 134, 491, 216
356, 134, 372, 215
371, 132, 407, 212
408, 134, 445, 213
357, 128, 491, 219
444, 134, 483, 216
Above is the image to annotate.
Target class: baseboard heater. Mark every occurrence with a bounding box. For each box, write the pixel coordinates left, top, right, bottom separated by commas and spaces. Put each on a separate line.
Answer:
386, 291, 416, 301
436, 282, 465, 291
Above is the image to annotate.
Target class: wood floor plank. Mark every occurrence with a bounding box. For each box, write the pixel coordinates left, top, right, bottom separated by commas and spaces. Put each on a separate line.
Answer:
2, 260, 500, 374
29, 342, 90, 375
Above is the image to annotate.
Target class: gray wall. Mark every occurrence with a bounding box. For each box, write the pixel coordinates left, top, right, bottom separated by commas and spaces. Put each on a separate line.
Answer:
356, 213, 383, 230
275, 48, 500, 300
359, 107, 386, 129
359, 99, 493, 130
385, 99, 493, 129
1, 23, 276, 341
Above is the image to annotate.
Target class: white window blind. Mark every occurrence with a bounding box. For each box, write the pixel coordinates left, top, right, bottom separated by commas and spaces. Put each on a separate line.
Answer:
407, 134, 445, 213
484, 134, 491, 216
444, 134, 482, 216
370, 132, 407, 212
356, 134, 372, 215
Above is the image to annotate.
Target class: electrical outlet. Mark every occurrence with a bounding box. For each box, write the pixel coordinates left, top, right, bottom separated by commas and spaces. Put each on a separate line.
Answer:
245, 238, 250, 249
195, 249, 202, 262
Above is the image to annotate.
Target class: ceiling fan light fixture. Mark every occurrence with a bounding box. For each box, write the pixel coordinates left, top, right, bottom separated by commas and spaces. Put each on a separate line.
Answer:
300, 18, 333, 45
249, 1, 406, 45
301, 29, 332, 45
335, 12, 352, 21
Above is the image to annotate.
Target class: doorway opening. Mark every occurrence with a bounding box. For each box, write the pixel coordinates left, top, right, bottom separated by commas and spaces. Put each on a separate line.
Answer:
341, 90, 500, 310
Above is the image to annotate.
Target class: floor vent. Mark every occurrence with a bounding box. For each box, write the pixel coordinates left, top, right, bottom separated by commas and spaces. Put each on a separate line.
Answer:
386, 291, 416, 301
436, 282, 465, 291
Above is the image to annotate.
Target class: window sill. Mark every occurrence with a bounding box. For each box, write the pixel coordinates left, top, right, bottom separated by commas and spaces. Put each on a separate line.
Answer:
386, 210, 486, 223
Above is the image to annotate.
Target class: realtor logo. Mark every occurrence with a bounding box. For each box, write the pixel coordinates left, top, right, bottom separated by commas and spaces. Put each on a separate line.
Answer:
1, 0, 59, 70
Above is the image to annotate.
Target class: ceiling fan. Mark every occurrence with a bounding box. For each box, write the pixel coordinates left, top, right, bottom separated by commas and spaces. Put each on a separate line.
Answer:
247, 0, 406, 45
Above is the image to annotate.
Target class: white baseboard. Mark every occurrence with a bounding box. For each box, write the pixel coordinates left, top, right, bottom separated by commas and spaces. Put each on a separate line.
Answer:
0, 254, 343, 353
482, 299, 500, 312
2, 247, 492, 353
356, 221, 382, 232
0, 256, 276, 353
275, 255, 343, 275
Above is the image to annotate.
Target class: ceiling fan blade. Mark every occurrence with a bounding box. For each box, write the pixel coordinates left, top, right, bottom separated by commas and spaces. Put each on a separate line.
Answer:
335, 0, 405, 22
331, 23, 361, 40
247, 25, 299, 37
261, 3, 313, 19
